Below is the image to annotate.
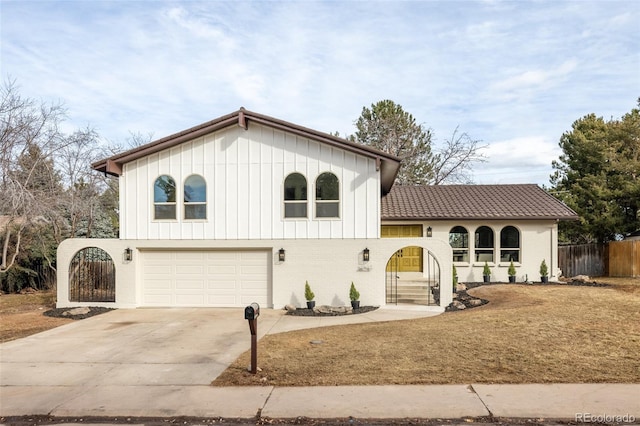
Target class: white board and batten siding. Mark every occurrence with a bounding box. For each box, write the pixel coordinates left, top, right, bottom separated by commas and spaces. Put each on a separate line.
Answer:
120, 123, 381, 240
141, 250, 270, 307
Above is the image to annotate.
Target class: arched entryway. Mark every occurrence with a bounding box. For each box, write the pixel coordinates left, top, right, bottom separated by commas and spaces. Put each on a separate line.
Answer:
386, 246, 441, 306
69, 247, 116, 302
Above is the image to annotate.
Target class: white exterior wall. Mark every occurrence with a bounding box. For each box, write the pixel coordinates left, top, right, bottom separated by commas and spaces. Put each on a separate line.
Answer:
383, 220, 560, 282
120, 123, 380, 240
56, 238, 453, 311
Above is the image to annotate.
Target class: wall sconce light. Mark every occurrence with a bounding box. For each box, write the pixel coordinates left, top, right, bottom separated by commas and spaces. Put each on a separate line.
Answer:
278, 248, 285, 262
363, 248, 370, 262
427, 226, 433, 238
124, 247, 133, 262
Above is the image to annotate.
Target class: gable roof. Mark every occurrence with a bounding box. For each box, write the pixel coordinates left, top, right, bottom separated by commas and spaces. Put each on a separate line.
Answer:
381, 184, 579, 221
92, 108, 401, 194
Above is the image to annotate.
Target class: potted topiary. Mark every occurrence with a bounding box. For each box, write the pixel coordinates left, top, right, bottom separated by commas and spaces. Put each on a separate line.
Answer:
304, 281, 316, 309
452, 264, 458, 292
349, 282, 360, 310
483, 261, 491, 283
540, 260, 549, 283
508, 261, 517, 283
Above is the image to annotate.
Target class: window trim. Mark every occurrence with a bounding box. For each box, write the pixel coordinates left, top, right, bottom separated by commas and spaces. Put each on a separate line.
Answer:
449, 226, 470, 264
183, 174, 207, 221
499, 225, 521, 264
283, 172, 308, 219
314, 171, 340, 220
153, 174, 178, 221
473, 225, 495, 264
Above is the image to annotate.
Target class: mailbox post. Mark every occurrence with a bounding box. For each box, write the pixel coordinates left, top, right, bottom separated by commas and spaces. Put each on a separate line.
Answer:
244, 302, 260, 374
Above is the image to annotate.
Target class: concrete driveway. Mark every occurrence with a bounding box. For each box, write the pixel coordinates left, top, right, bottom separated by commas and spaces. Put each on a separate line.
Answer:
1, 308, 288, 388
1, 306, 440, 416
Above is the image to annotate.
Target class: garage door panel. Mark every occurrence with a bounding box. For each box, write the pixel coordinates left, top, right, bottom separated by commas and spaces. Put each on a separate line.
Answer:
176, 280, 205, 289
208, 265, 237, 274
142, 250, 270, 307
241, 265, 267, 275
145, 279, 172, 289
207, 279, 237, 290
144, 294, 172, 305
175, 294, 205, 305
242, 279, 268, 289
144, 264, 172, 273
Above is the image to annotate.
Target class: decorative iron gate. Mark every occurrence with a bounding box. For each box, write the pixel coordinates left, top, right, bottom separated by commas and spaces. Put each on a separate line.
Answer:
385, 247, 441, 306
69, 247, 116, 302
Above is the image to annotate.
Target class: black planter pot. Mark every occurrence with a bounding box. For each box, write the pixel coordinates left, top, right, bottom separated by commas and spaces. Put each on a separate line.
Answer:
541, 276, 549, 284
351, 300, 360, 310
509, 276, 516, 283
483, 275, 491, 283
307, 301, 316, 309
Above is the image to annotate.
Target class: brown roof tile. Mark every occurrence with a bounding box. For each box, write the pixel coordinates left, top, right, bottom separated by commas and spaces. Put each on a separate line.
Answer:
381, 184, 579, 221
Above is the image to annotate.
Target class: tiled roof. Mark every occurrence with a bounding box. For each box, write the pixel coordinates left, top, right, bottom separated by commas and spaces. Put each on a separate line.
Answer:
381, 184, 579, 221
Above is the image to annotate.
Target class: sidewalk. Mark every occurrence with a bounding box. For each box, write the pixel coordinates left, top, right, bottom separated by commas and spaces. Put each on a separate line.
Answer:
2, 383, 639, 420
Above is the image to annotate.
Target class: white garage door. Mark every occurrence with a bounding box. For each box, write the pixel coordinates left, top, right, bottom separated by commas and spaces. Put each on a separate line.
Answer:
142, 250, 270, 307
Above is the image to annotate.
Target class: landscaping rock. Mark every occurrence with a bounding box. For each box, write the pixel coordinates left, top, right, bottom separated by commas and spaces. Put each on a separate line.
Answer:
452, 300, 466, 310
284, 304, 296, 312
63, 307, 91, 316
456, 283, 467, 292
313, 305, 353, 314
469, 299, 483, 306
572, 275, 590, 283
286, 305, 378, 316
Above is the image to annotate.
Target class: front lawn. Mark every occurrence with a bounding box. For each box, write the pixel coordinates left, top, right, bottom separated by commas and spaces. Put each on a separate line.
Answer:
0, 291, 72, 343
213, 278, 640, 386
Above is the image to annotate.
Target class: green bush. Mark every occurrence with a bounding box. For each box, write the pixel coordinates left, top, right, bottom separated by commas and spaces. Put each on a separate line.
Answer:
539, 260, 549, 277
483, 261, 491, 276
349, 282, 360, 301
304, 281, 315, 301
452, 264, 458, 286
508, 261, 517, 277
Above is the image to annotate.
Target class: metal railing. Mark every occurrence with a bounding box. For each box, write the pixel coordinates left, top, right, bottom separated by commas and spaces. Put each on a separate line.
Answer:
69, 247, 115, 302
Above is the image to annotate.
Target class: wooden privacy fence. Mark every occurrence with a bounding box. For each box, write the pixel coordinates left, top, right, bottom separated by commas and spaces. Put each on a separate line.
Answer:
608, 240, 640, 277
558, 244, 605, 277
559, 241, 640, 278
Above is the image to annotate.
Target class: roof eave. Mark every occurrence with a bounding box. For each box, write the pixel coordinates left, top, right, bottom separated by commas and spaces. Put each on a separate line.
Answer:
91, 108, 401, 180
381, 215, 580, 221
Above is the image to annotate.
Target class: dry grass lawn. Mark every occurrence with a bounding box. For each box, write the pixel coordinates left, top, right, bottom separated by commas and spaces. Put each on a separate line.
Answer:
213, 277, 640, 386
0, 291, 72, 343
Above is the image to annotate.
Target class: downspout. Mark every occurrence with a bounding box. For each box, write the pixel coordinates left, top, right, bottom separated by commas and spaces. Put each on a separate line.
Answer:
551, 220, 557, 279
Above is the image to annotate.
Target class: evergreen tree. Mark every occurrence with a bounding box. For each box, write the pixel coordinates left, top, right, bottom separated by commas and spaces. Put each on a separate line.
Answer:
551, 101, 640, 243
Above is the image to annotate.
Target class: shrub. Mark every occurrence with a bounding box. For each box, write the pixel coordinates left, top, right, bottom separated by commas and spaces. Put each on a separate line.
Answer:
540, 260, 549, 277
349, 282, 360, 301
483, 261, 491, 276
304, 281, 315, 301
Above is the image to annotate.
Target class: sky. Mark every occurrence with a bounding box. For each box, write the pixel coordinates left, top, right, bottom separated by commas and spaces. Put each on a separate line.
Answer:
1, 0, 638, 186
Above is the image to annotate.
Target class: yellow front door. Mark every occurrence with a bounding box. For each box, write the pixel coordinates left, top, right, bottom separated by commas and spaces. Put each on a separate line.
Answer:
382, 225, 423, 272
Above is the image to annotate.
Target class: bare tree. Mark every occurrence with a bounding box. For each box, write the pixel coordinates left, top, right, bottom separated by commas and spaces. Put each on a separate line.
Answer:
432, 127, 487, 185
0, 79, 68, 273
354, 100, 486, 185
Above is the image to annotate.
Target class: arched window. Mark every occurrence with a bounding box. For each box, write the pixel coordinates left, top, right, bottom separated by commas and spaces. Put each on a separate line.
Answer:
284, 173, 307, 218
315, 172, 339, 218
449, 226, 469, 262
475, 226, 494, 262
500, 226, 520, 262
154, 175, 177, 220
184, 174, 206, 220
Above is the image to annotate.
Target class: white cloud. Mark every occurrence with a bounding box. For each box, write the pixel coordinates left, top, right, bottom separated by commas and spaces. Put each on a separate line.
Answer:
1, 0, 638, 186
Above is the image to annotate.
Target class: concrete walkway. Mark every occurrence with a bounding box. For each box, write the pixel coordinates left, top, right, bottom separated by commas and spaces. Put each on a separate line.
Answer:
1, 307, 639, 421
